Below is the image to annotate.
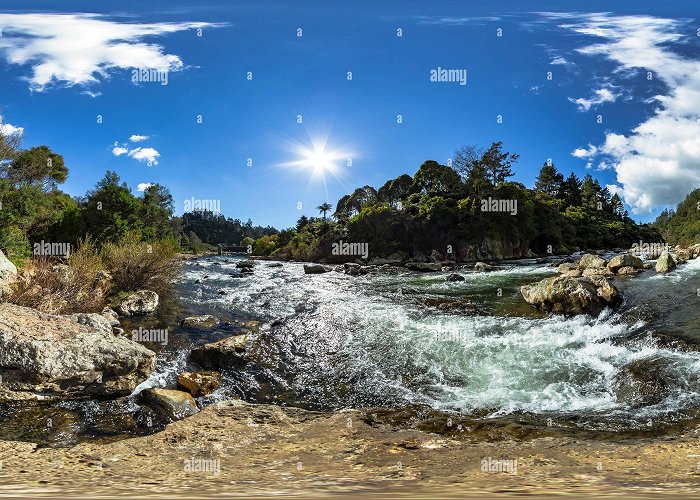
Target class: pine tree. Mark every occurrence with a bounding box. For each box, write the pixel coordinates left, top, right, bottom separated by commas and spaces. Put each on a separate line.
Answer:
534, 161, 564, 197
561, 172, 582, 207
481, 141, 519, 187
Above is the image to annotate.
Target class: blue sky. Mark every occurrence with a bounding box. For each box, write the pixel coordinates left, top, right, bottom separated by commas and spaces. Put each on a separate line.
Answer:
0, 1, 699, 228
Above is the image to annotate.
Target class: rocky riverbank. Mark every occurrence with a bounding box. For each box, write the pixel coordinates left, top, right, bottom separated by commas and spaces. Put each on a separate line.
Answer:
0, 399, 699, 498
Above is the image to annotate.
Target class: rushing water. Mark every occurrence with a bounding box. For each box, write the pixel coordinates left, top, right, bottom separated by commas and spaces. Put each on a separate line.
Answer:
4, 254, 700, 446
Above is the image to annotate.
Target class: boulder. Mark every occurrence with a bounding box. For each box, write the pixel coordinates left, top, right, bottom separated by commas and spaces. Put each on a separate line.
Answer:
582, 267, 613, 278
612, 358, 670, 406
139, 388, 199, 421
67, 312, 114, 335
101, 307, 120, 327
0, 303, 155, 400
180, 315, 220, 330
303, 264, 331, 274
557, 263, 579, 274
607, 254, 644, 272
0, 250, 17, 300
116, 290, 159, 316
236, 260, 255, 269
520, 275, 621, 316
655, 251, 676, 273
177, 371, 222, 397
675, 248, 691, 263
564, 269, 582, 278
617, 266, 637, 275
405, 262, 442, 272
474, 262, 495, 272
445, 273, 465, 282
578, 253, 607, 270
190, 334, 250, 370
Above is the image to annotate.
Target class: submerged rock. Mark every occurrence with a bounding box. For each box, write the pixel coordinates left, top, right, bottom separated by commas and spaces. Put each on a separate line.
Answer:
520, 275, 621, 316
116, 290, 159, 316
655, 251, 676, 273
445, 273, 465, 282
405, 262, 442, 272
303, 264, 331, 274
0, 303, 155, 400
607, 254, 644, 272
139, 388, 199, 421
578, 253, 607, 270
473, 262, 495, 272
612, 357, 671, 406
180, 315, 220, 330
177, 371, 222, 397
190, 334, 250, 369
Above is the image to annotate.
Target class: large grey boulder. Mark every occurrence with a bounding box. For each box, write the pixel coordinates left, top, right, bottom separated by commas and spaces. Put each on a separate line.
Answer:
116, 290, 159, 316
578, 253, 607, 270
655, 251, 676, 273
0, 250, 17, 300
520, 275, 621, 316
0, 303, 155, 400
607, 254, 644, 272
67, 312, 114, 335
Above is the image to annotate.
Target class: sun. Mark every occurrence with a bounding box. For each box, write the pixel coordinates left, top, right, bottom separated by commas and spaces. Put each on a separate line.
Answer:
304, 145, 334, 173
281, 133, 353, 184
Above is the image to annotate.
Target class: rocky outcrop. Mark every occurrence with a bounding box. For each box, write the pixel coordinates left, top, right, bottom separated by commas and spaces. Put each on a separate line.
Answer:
180, 315, 220, 330
0, 303, 155, 400
177, 371, 222, 397
0, 250, 17, 300
190, 334, 250, 370
67, 312, 114, 335
655, 251, 676, 273
607, 254, 644, 273
116, 290, 159, 316
520, 275, 621, 316
139, 388, 199, 421
578, 253, 607, 270
303, 264, 331, 274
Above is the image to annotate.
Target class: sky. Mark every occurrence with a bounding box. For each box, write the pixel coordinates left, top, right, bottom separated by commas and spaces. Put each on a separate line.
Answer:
0, 0, 699, 229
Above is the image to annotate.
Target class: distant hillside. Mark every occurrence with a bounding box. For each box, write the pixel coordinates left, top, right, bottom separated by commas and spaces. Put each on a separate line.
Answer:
654, 188, 700, 246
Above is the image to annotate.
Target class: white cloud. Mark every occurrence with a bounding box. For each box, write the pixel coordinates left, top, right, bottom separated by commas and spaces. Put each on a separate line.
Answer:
550, 56, 573, 66
0, 115, 23, 136
572, 144, 598, 158
137, 182, 154, 192
130, 134, 149, 142
568, 87, 620, 112
0, 13, 218, 92
112, 142, 128, 156
128, 147, 160, 166
563, 14, 700, 213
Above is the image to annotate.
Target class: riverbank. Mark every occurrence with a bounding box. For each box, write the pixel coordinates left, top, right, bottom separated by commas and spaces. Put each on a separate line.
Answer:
0, 399, 698, 498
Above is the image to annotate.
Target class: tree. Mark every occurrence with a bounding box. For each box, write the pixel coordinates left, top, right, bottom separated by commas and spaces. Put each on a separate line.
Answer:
83, 171, 143, 243
6, 146, 68, 189
452, 145, 483, 181
580, 174, 601, 210
481, 142, 519, 187
411, 160, 462, 194
140, 184, 175, 241
610, 193, 624, 217
335, 186, 378, 218
561, 172, 582, 207
317, 202, 332, 220
534, 161, 564, 197
378, 174, 412, 206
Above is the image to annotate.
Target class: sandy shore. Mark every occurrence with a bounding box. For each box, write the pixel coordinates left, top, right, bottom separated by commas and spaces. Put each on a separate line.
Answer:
0, 399, 698, 498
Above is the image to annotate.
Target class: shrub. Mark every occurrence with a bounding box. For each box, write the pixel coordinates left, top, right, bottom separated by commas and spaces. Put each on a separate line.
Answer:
9, 236, 109, 314
101, 232, 178, 293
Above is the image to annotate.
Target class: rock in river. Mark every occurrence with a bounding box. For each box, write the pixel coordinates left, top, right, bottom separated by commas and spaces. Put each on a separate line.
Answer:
0, 303, 155, 400
612, 357, 671, 406
607, 254, 644, 272
655, 251, 676, 274
303, 264, 331, 274
177, 371, 222, 397
116, 290, 159, 316
445, 273, 465, 282
139, 388, 199, 421
520, 275, 621, 316
578, 253, 607, 270
190, 334, 250, 370
180, 315, 220, 330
